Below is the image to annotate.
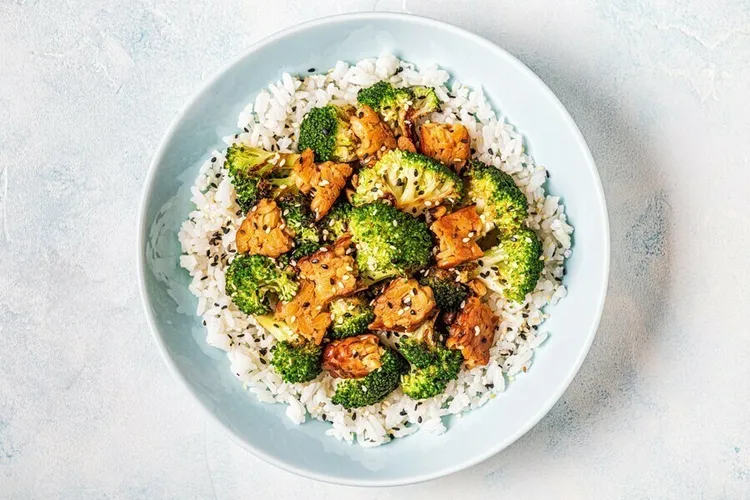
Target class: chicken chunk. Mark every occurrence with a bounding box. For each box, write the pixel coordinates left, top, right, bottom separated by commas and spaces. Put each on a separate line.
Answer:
446, 296, 498, 368
430, 205, 484, 269
235, 198, 293, 258
419, 122, 471, 173
369, 278, 436, 332
294, 151, 353, 220
322, 334, 384, 378
297, 235, 359, 303
350, 105, 397, 164
274, 280, 331, 345
397, 135, 417, 153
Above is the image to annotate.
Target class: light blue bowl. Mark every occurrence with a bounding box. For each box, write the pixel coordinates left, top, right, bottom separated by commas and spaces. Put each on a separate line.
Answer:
137, 12, 609, 486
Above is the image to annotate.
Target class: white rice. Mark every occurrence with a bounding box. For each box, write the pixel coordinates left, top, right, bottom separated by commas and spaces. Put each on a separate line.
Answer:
178, 53, 574, 446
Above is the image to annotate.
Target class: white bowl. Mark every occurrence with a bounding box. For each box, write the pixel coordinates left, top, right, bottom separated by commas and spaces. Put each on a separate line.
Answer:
138, 12, 610, 486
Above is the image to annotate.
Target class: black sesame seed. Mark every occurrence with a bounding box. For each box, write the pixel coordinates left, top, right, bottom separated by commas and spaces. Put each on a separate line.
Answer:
308, 67, 315, 72
395, 66, 404, 74
399, 409, 407, 416
322, 414, 327, 421
259, 358, 266, 365
488, 148, 494, 155
321, 263, 329, 269
259, 347, 268, 356
302, 301, 310, 308
211, 157, 217, 163
352, 413, 357, 420
330, 277, 335, 285
417, 416, 423, 423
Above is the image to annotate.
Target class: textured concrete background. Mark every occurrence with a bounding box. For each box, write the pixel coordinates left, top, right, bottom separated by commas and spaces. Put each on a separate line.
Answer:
1, 0, 749, 498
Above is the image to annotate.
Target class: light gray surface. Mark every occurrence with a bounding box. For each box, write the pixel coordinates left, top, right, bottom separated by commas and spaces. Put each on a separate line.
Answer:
1, 0, 748, 498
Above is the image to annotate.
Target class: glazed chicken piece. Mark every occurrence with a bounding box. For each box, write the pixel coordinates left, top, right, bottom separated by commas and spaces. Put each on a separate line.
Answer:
294, 149, 353, 220
235, 198, 293, 258
274, 279, 331, 345
322, 334, 384, 378
397, 136, 417, 153
350, 104, 397, 164
297, 235, 359, 303
446, 296, 499, 368
419, 122, 471, 173
430, 205, 484, 269
369, 278, 436, 332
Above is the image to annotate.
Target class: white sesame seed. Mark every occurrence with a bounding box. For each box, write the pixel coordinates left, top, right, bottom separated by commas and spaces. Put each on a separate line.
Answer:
290, 315, 296, 323
462, 237, 470, 243
474, 326, 480, 336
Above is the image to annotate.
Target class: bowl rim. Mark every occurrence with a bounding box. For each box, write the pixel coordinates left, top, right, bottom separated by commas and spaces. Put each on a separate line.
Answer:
137, 11, 610, 487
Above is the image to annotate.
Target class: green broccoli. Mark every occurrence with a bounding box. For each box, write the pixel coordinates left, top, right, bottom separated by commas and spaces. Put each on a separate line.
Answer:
352, 150, 463, 215
410, 85, 440, 120
225, 254, 299, 315
329, 295, 375, 339
465, 160, 528, 235
298, 105, 357, 162
357, 81, 413, 136
418, 268, 471, 312
331, 348, 408, 408
254, 315, 322, 384
398, 336, 463, 400
318, 199, 352, 244
474, 227, 544, 303
277, 195, 321, 259
348, 202, 433, 283
224, 145, 299, 211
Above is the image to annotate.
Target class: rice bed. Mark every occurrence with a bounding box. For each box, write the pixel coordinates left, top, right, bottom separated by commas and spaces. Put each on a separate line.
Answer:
178, 53, 573, 446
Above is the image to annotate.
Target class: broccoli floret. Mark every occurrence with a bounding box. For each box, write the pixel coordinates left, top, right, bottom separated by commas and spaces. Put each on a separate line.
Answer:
270, 340, 323, 383
318, 199, 352, 244
410, 86, 440, 120
225, 145, 299, 211
352, 150, 463, 215
277, 195, 321, 259
474, 227, 543, 303
419, 268, 471, 312
349, 202, 433, 283
398, 337, 463, 400
225, 254, 299, 315
231, 175, 268, 212
254, 316, 322, 383
329, 295, 375, 339
465, 160, 528, 235
357, 81, 413, 135
298, 105, 357, 162
331, 348, 408, 408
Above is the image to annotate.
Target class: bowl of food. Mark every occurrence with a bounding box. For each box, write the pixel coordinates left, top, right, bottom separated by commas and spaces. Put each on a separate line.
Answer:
138, 12, 609, 486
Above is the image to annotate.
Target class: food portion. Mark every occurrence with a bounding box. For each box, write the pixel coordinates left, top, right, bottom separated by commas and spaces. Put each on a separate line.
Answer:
352, 149, 463, 216
179, 55, 573, 446
369, 277, 436, 332
419, 122, 471, 173
430, 205, 484, 269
